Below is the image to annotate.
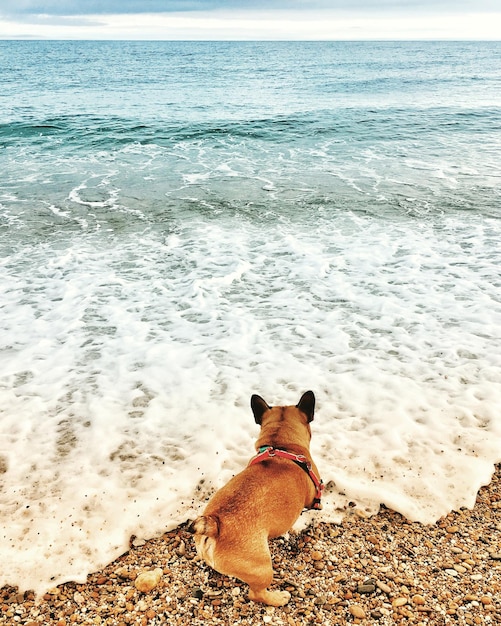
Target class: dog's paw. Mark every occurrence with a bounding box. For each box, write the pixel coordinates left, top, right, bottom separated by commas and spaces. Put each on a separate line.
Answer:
248, 588, 291, 606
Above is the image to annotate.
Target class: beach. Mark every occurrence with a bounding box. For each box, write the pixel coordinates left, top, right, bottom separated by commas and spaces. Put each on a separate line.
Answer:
1, 464, 499, 625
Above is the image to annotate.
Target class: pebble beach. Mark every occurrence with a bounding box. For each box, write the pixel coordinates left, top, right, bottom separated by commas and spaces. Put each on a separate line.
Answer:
1, 465, 499, 626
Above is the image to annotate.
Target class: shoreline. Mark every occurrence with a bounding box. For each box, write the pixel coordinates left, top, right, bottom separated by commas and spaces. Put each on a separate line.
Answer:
1, 465, 500, 625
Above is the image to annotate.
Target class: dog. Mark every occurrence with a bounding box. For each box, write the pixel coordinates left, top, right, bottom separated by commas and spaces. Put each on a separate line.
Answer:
189, 391, 323, 606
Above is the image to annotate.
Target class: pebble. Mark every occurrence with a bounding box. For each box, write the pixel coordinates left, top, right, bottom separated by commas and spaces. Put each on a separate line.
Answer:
73, 592, 85, 605
358, 584, 376, 594
349, 604, 366, 619
376, 581, 392, 594
191, 588, 204, 600
134, 568, 163, 593
412, 594, 426, 605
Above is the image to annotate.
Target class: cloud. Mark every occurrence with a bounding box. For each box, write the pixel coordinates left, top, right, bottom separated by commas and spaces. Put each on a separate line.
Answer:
1, 1, 500, 18
14, 14, 104, 27
0, 1, 499, 40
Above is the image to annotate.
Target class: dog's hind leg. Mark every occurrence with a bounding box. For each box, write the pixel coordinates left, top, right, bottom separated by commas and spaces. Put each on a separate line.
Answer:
216, 537, 291, 607
230, 560, 291, 606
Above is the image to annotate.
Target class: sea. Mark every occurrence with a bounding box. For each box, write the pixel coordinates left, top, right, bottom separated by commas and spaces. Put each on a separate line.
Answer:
0, 40, 500, 595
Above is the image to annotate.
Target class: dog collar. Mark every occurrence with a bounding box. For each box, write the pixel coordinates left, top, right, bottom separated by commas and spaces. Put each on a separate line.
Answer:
248, 445, 324, 510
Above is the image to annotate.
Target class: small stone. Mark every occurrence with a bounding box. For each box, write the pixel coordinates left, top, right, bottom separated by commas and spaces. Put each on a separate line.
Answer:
192, 588, 204, 600
358, 584, 376, 594
136, 600, 148, 611
73, 592, 85, 605
376, 581, 392, 594
446, 526, 460, 533
445, 569, 459, 577
392, 597, 408, 607
412, 595, 426, 605
116, 567, 130, 580
232, 587, 241, 596
134, 568, 163, 593
490, 553, 501, 560
310, 550, 323, 561
480, 596, 492, 605
349, 604, 366, 619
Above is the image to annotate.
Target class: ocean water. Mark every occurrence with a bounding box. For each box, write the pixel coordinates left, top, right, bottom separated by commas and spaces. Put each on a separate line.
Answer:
0, 40, 500, 595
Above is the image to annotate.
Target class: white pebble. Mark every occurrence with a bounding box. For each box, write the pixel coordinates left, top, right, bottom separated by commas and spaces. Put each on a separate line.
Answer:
73, 592, 85, 605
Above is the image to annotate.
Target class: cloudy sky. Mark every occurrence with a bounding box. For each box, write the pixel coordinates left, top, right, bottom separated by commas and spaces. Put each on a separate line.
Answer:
0, 1, 499, 40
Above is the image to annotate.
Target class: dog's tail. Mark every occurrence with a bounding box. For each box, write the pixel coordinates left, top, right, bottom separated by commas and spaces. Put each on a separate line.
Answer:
188, 515, 219, 538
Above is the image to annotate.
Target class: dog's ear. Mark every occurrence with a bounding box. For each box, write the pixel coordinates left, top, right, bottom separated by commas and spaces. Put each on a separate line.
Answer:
297, 390, 315, 422
251, 394, 271, 425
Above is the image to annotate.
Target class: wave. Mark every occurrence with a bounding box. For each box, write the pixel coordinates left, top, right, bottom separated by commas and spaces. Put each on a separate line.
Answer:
1, 106, 499, 150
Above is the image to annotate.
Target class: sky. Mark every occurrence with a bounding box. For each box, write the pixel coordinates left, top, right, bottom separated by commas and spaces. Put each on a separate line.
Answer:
0, 1, 499, 40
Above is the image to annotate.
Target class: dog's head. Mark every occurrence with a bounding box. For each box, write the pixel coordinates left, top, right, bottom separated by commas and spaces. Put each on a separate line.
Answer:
251, 391, 315, 450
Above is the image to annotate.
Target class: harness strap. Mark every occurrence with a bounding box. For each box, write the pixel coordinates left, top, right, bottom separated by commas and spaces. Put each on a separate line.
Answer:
248, 445, 324, 510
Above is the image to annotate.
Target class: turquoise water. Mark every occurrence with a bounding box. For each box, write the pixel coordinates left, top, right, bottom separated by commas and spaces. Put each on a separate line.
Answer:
0, 41, 500, 594
1, 41, 500, 234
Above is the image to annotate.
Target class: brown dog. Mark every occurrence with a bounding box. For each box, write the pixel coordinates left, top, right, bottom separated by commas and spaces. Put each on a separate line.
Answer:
190, 391, 323, 606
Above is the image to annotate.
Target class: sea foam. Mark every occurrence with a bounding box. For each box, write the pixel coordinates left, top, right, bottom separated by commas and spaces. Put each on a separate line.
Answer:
1, 209, 500, 595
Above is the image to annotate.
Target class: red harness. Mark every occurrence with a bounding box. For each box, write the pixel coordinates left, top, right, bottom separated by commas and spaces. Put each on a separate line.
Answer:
248, 445, 324, 510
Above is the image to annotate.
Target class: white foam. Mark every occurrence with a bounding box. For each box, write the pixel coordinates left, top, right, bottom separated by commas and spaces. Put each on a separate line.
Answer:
1, 209, 500, 595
